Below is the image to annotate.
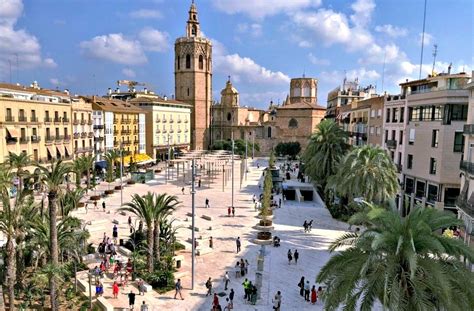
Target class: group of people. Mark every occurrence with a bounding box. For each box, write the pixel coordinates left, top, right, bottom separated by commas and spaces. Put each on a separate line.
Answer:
234, 258, 250, 278
242, 278, 258, 305
297, 276, 323, 304
303, 219, 313, 233
287, 249, 300, 264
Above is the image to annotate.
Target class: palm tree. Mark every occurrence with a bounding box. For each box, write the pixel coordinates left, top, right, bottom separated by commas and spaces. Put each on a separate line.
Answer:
327, 145, 399, 204
82, 154, 95, 191
6, 151, 31, 193
153, 193, 179, 262
72, 156, 85, 189
303, 119, 349, 190
317, 206, 474, 311
118, 193, 156, 272
59, 187, 86, 217
35, 160, 72, 311
104, 150, 120, 188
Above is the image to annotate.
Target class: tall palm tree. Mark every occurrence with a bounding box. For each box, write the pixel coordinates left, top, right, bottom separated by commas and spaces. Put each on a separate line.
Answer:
118, 192, 156, 272
153, 193, 179, 262
317, 206, 474, 311
59, 187, 86, 217
6, 151, 31, 193
35, 160, 72, 311
303, 119, 348, 190
72, 156, 85, 189
327, 145, 398, 204
104, 150, 120, 188
82, 154, 95, 191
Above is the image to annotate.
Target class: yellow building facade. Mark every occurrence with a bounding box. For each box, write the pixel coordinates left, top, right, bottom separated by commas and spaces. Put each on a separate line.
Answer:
71, 97, 94, 157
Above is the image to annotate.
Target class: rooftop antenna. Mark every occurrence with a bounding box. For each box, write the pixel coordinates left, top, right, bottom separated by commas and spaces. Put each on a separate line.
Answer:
418, 0, 428, 79
431, 44, 438, 75
8, 59, 12, 83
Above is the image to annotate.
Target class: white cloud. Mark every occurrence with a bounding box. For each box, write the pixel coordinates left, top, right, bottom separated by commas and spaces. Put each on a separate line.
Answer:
138, 27, 169, 52
418, 32, 434, 46
299, 41, 313, 48
237, 23, 263, 37
308, 53, 330, 66
350, 0, 376, 27
375, 24, 408, 38
129, 9, 162, 19
0, 0, 56, 76
122, 68, 136, 78
213, 0, 322, 20
80, 33, 147, 65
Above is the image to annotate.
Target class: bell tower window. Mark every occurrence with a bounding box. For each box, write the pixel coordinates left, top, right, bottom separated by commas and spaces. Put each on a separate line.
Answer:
177, 56, 180, 70
192, 25, 197, 36
199, 55, 204, 70
186, 54, 191, 69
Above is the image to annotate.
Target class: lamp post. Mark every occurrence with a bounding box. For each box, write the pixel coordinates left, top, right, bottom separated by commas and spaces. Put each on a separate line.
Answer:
252, 130, 255, 159
191, 158, 196, 290
120, 139, 123, 206
231, 132, 234, 211
245, 132, 248, 180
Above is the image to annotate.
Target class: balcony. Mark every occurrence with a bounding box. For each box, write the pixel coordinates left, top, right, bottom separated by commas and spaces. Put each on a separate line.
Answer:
6, 137, 17, 144
184, 119, 188, 123
114, 141, 119, 147
121, 118, 131, 124
133, 140, 139, 144
113, 118, 119, 124
44, 117, 52, 123
185, 128, 189, 132
169, 129, 174, 133
73, 133, 80, 139
45, 136, 55, 143
123, 140, 131, 146
169, 119, 174, 123
113, 130, 119, 135
162, 129, 168, 133
155, 118, 161, 123
133, 119, 138, 124
73, 119, 79, 125
162, 118, 167, 123
178, 129, 182, 133
54, 118, 62, 124
87, 119, 93, 125
156, 129, 161, 134
387, 140, 397, 149
456, 196, 474, 217
460, 161, 474, 175
132, 130, 138, 135
80, 119, 86, 125
18, 116, 27, 122
5, 116, 15, 122
177, 119, 182, 123
31, 136, 41, 143
88, 132, 94, 138
63, 118, 70, 124
80, 132, 87, 138
55, 135, 64, 142
94, 136, 104, 142
464, 124, 474, 135
64, 135, 71, 142
19, 137, 29, 144
30, 116, 38, 122
93, 124, 104, 130
122, 130, 131, 135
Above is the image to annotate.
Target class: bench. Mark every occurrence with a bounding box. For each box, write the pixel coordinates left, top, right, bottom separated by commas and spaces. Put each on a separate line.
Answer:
77, 278, 90, 294
96, 297, 114, 311
201, 215, 213, 221
81, 253, 98, 264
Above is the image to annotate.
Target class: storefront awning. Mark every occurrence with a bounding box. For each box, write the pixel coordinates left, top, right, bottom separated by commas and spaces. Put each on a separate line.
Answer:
6, 126, 19, 138
122, 153, 153, 165
56, 145, 65, 156
65, 145, 73, 156
46, 145, 55, 156
95, 160, 107, 169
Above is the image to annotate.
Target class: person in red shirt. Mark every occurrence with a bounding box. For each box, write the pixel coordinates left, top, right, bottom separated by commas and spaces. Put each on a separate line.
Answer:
213, 293, 219, 307
112, 281, 119, 298
311, 285, 317, 304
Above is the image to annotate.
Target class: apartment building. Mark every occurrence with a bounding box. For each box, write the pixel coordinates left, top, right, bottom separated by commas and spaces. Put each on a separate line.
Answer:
85, 96, 146, 155
326, 78, 376, 120
401, 72, 470, 214
71, 97, 94, 158
383, 94, 407, 174
0, 82, 74, 164
456, 72, 474, 259
129, 95, 191, 160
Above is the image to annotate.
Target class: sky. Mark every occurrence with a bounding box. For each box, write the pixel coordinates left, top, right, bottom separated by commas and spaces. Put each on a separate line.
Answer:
0, 0, 472, 109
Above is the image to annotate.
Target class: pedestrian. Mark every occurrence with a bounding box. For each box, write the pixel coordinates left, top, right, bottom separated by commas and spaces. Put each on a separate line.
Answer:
303, 220, 308, 233
244, 259, 249, 275
229, 288, 235, 304
137, 279, 145, 295
232, 206, 235, 217
298, 277, 305, 297
278, 198, 281, 208
102, 200, 106, 212
246, 281, 253, 302
304, 281, 310, 301
112, 281, 119, 298
294, 249, 299, 264
181, 187, 185, 195
224, 297, 233, 310
198, 179, 202, 188
128, 291, 136, 310
311, 285, 317, 304
174, 278, 184, 300
236, 237, 241, 253
112, 224, 118, 244
235, 262, 241, 278
224, 272, 230, 290
205, 277, 212, 296
240, 259, 245, 277
287, 249, 293, 264
94, 200, 97, 210
272, 291, 282, 310
209, 236, 213, 249
257, 163, 260, 169
317, 286, 323, 300
85, 202, 89, 214
308, 220, 313, 232
140, 301, 149, 311
242, 278, 249, 300
228, 206, 231, 217
250, 284, 257, 305
205, 198, 210, 208
213, 293, 219, 307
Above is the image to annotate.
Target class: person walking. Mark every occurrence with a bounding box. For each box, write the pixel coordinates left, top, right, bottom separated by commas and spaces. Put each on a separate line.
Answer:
223, 272, 230, 290
112, 281, 119, 298
236, 237, 241, 253
127, 291, 136, 310
205, 198, 210, 208
205, 277, 213, 296
198, 179, 202, 188
229, 288, 235, 304
140, 301, 149, 311
308, 220, 313, 232
246, 281, 253, 302
84, 202, 89, 214
304, 281, 310, 302
228, 206, 231, 217
181, 187, 185, 195
224, 297, 233, 310
287, 249, 293, 264
294, 249, 299, 264
311, 285, 317, 304
209, 236, 213, 249
303, 220, 308, 233
213, 293, 219, 308
298, 276, 305, 297
102, 200, 106, 212
112, 224, 118, 244
272, 291, 282, 311
174, 278, 184, 300
137, 279, 145, 296
232, 206, 235, 217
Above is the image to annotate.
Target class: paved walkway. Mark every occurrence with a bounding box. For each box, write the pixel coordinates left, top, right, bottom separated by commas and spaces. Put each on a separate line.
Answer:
71, 157, 353, 310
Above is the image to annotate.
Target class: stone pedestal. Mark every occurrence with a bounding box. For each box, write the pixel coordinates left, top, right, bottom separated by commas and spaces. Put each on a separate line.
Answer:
255, 271, 263, 299
257, 255, 264, 271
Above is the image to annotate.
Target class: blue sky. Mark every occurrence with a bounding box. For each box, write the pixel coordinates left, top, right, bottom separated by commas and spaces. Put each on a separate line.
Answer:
0, 0, 472, 108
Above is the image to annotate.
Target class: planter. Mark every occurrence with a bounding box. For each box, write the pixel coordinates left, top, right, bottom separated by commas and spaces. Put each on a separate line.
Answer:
127, 180, 136, 185
257, 214, 274, 220
259, 219, 272, 226
105, 190, 114, 195
114, 185, 123, 190
90, 195, 101, 201
257, 231, 272, 240
77, 202, 85, 208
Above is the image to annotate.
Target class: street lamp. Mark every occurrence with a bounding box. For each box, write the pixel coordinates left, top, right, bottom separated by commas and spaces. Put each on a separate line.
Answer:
191, 158, 196, 290
120, 139, 124, 206
231, 132, 234, 211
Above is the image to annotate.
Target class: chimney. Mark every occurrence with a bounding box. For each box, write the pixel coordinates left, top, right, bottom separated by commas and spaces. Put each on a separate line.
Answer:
108, 88, 112, 95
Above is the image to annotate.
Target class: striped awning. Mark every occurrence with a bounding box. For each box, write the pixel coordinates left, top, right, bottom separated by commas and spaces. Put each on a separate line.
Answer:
56, 145, 65, 156
6, 126, 19, 137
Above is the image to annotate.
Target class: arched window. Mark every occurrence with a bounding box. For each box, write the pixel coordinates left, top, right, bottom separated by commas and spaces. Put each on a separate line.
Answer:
198, 55, 204, 70
177, 56, 180, 70
267, 127, 272, 138
192, 25, 197, 36
193, 14, 196, 21
187, 88, 190, 97
289, 118, 298, 128
186, 54, 191, 69
227, 112, 232, 121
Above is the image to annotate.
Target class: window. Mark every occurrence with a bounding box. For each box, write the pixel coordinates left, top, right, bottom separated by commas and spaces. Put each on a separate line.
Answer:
376, 127, 381, 136
429, 158, 437, 174
453, 132, 464, 152
399, 130, 403, 145
397, 152, 402, 165
409, 129, 415, 145
370, 126, 374, 134
407, 154, 413, 169
444, 187, 460, 207
433, 106, 442, 120
386, 108, 391, 122
415, 181, 426, 198
198, 55, 203, 70
267, 127, 272, 138
227, 113, 232, 121
177, 56, 180, 70
392, 108, 398, 122
400, 107, 405, 123
192, 25, 197, 36
186, 54, 191, 69
377, 109, 382, 117
451, 104, 468, 121
288, 118, 298, 128
427, 184, 438, 203
391, 130, 396, 140
422, 106, 432, 120
370, 109, 375, 118
405, 177, 414, 194
431, 129, 439, 147
384, 130, 388, 142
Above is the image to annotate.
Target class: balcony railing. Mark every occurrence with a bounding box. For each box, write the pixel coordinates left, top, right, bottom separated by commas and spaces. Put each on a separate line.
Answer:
121, 118, 131, 124
31, 136, 41, 143
30, 116, 38, 122
133, 119, 138, 124
81, 132, 87, 138
94, 136, 104, 142
113, 119, 119, 124
156, 129, 161, 133
456, 196, 474, 218
18, 116, 27, 122
19, 137, 29, 144
54, 118, 62, 124
464, 124, 474, 135
73, 133, 80, 139
64, 135, 71, 141
5, 116, 15, 122
162, 118, 167, 123
184, 119, 188, 123
387, 140, 397, 149
88, 132, 94, 138
155, 118, 161, 123
113, 141, 119, 147
169, 119, 174, 123
93, 124, 104, 130
44, 117, 52, 123
87, 119, 93, 125
177, 119, 182, 123
460, 161, 474, 175
45, 136, 55, 143
123, 140, 131, 146
63, 118, 70, 124
133, 140, 139, 144
55, 135, 64, 142
122, 130, 131, 135
73, 119, 79, 125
